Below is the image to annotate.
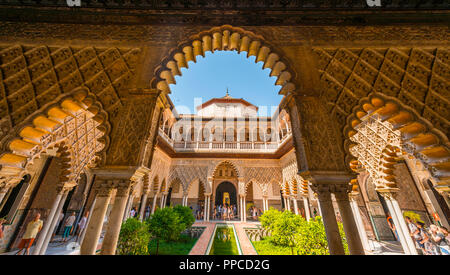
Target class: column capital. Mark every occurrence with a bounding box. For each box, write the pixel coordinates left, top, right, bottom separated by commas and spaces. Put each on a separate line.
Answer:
94, 180, 114, 197
377, 189, 399, 200
115, 183, 131, 197
332, 183, 353, 201
56, 184, 73, 194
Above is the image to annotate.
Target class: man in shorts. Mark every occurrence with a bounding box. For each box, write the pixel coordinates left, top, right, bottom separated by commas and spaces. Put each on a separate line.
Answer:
16, 212, 43, 255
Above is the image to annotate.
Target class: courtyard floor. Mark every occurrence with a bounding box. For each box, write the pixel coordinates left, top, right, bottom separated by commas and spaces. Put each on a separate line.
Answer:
1, 219, 406, 255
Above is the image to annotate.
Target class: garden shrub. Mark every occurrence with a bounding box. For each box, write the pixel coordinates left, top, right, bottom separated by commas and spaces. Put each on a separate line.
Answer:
117, 218, 151, 255
257, 209, 349, 255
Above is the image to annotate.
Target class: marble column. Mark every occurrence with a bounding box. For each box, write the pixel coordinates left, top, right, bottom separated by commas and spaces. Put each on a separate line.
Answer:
101, 182, 130, 255
204, 195, 210, 221
312, 184, 345, 255
293, 198, 299, 215
303, 196, 311, 221
39, 189, 69, 255
80, 197, 96, 244
334, 186, 365, 255
349, 194, 371, 253
123, 193, 134, 222
151, 193, 158, 214
32, 188, 64, 255
159, 194, 165, 209
380, 191, 418, 255
138, 193, 148, 221
262, 196, 267, 212
243, 196, 247, 223
286, 197, 291, 211
240, 196, 244, 221
80, 184, 112, 255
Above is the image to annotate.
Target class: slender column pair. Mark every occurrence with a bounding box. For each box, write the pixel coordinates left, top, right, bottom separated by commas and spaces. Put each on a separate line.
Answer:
203, 194, 211, 221
261, 196, 268, 212
312, 183, 346, 255
334, 186, 365, 255
379, 191, 418, 255
80, 182, 113, 255
182, 193, 189, 206
349, 194, 371, 252
101, 181, 131, 255
32, 186, 69, 255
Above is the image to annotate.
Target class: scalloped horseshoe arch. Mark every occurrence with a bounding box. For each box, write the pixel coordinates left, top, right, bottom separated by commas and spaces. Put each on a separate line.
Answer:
151, 25, 297, 96
343, 93, 449, 192
0, 87, 111, 188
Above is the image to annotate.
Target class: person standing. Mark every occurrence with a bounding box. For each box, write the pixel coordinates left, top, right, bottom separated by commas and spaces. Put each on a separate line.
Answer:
430, 224, 449, 255
62, 212, 76, 242
130, 207, 136, 218
76, 211, 89, 242
15, 213, 43, 255
386, 213, 399, 241
145, 205, 150, 220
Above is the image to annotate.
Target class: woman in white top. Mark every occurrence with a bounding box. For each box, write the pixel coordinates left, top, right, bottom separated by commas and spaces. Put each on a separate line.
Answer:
76, 211, 89, 242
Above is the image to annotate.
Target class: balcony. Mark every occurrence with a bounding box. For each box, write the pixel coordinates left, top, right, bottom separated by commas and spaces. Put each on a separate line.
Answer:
158, 128, 292, 153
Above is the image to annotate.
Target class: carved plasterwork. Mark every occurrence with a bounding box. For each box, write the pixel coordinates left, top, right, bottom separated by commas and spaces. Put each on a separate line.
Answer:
168, 164, 208, 193
314, 47, 449, 137
289, 95, 347, 172
106, 96, 157, 166
0, 89, 110, 188
148, 150, 171, 193
346, 94, 449, 192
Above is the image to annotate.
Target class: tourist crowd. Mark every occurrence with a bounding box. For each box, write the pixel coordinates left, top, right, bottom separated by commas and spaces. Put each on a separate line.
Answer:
404, 216, 450, 255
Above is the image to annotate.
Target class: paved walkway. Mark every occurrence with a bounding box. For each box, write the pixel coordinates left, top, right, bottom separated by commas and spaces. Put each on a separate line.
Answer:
188, 221, 216, 255
234, 222, 258, 255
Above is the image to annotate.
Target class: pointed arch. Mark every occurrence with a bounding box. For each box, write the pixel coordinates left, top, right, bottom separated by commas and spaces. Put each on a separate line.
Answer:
344, 93, 449, 192
0, 87, 111, 188
212, 160, 241, 179
151, 25, 297, 96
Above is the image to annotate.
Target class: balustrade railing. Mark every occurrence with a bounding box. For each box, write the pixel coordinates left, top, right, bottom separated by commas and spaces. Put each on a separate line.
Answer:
158, 127, 292, 153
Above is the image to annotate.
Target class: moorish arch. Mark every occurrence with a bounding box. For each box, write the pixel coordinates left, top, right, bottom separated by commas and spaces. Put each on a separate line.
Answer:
0, 87, 111, 190
151, 25, 298, 96
344, 93, 449, 193
211, 160, 241, 180
168, 165, 209, 193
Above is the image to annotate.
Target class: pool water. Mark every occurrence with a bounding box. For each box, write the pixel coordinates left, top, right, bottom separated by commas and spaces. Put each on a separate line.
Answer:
209, 226, 240, 255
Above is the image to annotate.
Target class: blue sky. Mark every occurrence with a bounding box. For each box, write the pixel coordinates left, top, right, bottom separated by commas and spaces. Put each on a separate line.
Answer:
169, 51, 283, 115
